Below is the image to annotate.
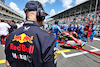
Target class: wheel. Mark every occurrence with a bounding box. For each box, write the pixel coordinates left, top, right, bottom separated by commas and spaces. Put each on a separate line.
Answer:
82, 46, 84, 49
76, 48, 78, 50
62, 45, 64, 48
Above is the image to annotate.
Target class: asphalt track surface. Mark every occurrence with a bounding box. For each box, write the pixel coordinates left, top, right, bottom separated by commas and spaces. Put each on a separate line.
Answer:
0, 38, 100, 67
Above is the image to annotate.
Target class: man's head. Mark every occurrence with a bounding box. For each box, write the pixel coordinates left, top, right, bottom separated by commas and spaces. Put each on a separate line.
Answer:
92, 24, 94, 26
21, 20, 24, 23
24, 1, 48, 26
1, 20, 4, 22
81, 23, 83, 25
55, 20, 59, 25
11, 20, 15, 24
5, 20, 8, 23
17, 21, 21, 24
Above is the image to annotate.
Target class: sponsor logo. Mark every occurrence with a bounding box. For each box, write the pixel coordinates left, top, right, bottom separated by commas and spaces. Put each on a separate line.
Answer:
13, 33, 33, 43
12, 52, 32, 63
24, 26, 30, 31
10, 43, 34, 54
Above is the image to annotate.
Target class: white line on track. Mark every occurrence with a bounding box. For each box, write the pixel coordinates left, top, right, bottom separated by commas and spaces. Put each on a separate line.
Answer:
57, 48, 68, 57
64, 49, 100, 58
60, 42, 100, 58
86, 44, 99, 49
94, 37, 100, 41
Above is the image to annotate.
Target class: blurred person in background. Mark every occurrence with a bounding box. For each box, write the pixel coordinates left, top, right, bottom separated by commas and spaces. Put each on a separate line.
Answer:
20, 20, 25, 27
78, 23, 85, 39
0, 20, 11, 47
16, 21, 21, 29
88, 24, 97, 42
87, 22, 92, 41
73, 23, 77, 32
82, 24, 89, 42
9, 20, 17, 33
62, 22, 67, 32
68, 23, 73, 34
5, 20, 8, 24
49, 20, 62, 47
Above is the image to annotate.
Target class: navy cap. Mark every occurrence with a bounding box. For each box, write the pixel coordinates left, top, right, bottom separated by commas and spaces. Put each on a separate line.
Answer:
24, 1, 43, 11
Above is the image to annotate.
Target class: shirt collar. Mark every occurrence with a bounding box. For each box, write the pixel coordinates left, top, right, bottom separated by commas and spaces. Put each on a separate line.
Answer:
23, 21, 40, 27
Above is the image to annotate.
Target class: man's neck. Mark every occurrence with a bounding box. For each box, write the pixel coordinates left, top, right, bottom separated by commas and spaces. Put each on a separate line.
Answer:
27, 19, 37, 22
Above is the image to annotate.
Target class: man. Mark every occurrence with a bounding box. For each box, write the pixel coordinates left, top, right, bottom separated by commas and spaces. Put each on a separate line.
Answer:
71, 23, 78, 38
68, 23, 73, 34
73, 23, 77, 32
62, 22, 67, 32
78, 23, 85, 39
82, 24, 89, 42
49, 20, 62, 46
88, 24, 97, 42
5, 1, 56, 67
9, 20, 17, 33
0, 20, 11, 47
16, 21, 22, 29
20, 20, 25, 27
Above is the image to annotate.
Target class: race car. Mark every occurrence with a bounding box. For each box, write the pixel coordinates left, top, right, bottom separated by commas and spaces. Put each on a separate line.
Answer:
59, 32, 87, 49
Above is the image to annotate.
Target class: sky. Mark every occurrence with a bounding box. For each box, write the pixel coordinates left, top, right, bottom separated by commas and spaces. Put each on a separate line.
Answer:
5, 0, 88, 20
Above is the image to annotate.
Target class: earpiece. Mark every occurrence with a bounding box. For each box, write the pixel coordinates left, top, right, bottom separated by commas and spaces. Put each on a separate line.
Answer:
36, 1, 45, 21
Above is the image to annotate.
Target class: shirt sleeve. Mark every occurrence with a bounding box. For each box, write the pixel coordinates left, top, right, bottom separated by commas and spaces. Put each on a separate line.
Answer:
34, 32, 56, 67
5, 33, 14, 64
57, 26, 62, 33
6, 23, 11, 29
42, 34, 56, 67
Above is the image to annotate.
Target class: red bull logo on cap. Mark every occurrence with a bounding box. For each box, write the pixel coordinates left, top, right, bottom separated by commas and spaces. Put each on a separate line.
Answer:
13, 33, 34, 43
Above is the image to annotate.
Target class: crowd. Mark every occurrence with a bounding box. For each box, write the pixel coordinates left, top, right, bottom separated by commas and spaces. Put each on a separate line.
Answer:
48, 20, 97, 46
57, 10, 100, 24
45, 10, 100, 45
0, 19, 24, 47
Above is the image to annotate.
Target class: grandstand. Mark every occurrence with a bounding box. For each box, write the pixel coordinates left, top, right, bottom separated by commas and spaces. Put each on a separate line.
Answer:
49, 0, 100, 24
0, 0, 24, 21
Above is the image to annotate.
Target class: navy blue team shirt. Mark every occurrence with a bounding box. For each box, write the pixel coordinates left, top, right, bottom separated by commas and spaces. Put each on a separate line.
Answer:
5, 21, 56, 67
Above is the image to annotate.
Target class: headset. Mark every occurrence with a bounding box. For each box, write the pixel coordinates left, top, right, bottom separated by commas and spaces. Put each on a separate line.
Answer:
24, 1, 47, 21
36, 1, 46, 21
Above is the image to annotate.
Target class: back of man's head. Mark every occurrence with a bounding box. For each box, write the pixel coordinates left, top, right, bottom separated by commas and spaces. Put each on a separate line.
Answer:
81, 23, 83, 25
1, 20, 4, 22
12, 20, 14, 22
55, 20, 59, 24
24, 1, 47, 22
